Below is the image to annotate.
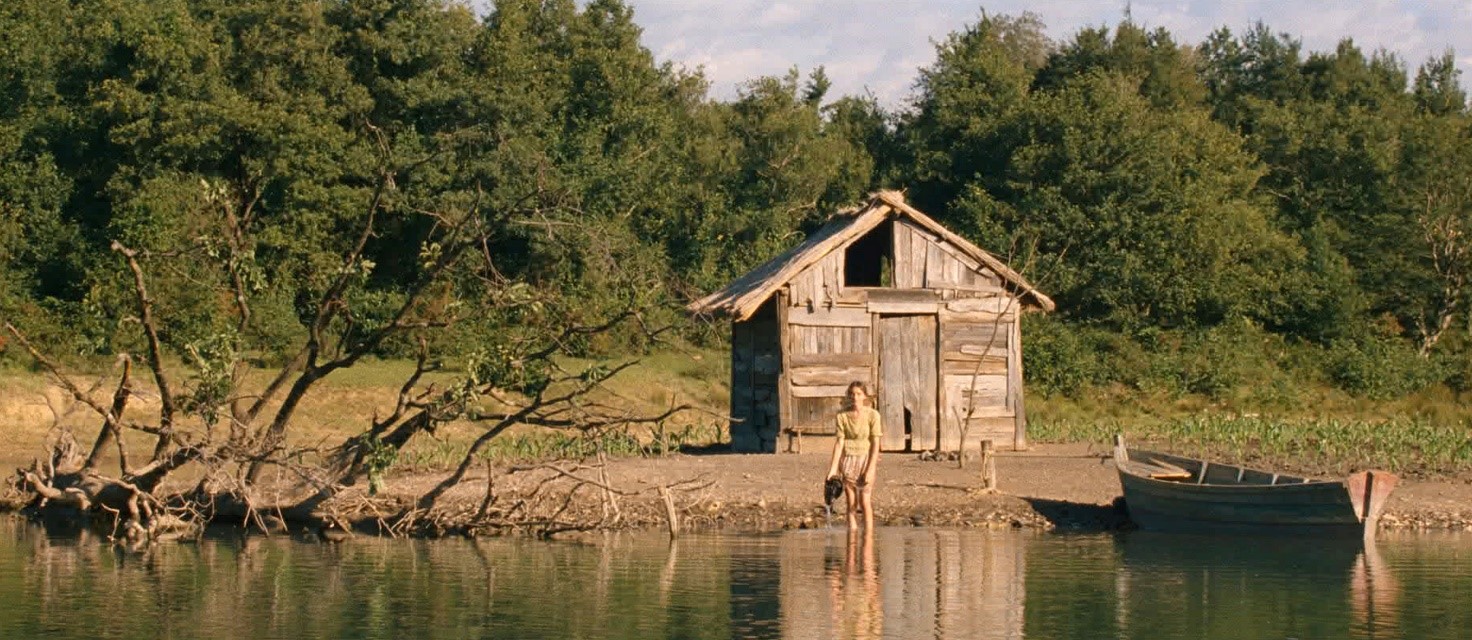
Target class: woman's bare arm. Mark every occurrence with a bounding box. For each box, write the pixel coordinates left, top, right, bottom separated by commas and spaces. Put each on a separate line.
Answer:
827, 430, 844, 479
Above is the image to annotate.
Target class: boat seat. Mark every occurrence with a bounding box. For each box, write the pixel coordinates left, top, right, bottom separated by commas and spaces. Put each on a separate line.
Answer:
1136, 459, 1195, 481
1148, 471, 1192, 480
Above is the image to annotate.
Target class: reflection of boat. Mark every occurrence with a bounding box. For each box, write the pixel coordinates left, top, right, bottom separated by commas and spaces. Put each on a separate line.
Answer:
1112, 532, 1399, 639
1118, 531, 1365, 572
1351, 539, 1400, 636
1113, 435, 1397, 536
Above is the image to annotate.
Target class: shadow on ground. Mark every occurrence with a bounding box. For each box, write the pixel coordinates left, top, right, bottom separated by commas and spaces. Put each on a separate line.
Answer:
673, 442, 735, 456
1022, 496, 1133, 531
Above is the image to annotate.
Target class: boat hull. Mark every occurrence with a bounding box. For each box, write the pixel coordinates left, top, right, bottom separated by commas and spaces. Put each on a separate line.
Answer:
1119, 470, 1367, 535
1113, 438, 1396, 537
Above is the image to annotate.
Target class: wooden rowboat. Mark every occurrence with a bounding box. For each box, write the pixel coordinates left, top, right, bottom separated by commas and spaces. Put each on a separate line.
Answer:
1112, 435, 1397, 537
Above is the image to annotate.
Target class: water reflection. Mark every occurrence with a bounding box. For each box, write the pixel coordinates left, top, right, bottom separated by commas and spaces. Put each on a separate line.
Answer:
1351, 540, 1399, 639
815, 529, 884, 639
1104, 533, 1381, 639
830, 529, 882, 639
1, 517, 1469, 639
781, 528, 1026, 639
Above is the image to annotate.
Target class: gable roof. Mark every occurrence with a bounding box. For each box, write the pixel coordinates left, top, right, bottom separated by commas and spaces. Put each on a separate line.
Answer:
687, 190, 1056, 320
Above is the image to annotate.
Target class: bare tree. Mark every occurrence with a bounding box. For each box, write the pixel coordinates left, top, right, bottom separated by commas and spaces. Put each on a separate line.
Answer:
6, 140, 690, 543
1412, 183, 1472, 356
952, 232, 1061, 478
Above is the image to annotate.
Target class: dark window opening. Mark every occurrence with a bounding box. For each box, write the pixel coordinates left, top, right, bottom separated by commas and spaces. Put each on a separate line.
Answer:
843, 219, 893, 287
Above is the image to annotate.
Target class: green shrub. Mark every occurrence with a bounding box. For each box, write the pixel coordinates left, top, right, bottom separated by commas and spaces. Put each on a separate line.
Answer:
1022, 316, 1149, 395
1323, 335, 1445, 400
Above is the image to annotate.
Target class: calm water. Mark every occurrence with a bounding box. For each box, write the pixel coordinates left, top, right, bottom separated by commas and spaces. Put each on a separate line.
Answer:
1, 516, 1469, 639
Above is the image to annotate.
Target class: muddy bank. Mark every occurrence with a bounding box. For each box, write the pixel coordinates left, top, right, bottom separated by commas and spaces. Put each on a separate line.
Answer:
7, 442, 1470, 538
373, 442, 1472, 537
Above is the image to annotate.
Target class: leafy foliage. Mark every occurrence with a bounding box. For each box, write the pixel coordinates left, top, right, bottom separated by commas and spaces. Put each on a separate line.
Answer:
4, 1, 1472, 407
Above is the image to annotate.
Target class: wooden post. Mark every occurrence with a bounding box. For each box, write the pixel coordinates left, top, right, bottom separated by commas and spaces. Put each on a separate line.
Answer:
776, 290, 792, 454
1008, 318, 1027, 451
979, 439, 996, 491
658, 486, 680, 539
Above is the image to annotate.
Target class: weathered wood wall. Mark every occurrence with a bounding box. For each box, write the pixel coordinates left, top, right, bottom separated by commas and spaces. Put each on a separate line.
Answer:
730, 299, 781, 452
876, 313, 938, 451
938, 296, 1021, 450
894, 219, 1004, 294
730, 216, 1032, 452
786, 248, 845, 310
784, 300, 873, 432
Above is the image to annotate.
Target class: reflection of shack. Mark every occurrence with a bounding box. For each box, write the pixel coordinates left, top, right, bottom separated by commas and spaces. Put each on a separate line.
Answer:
781, 529, 1027, 639
689, 191, 1054, 453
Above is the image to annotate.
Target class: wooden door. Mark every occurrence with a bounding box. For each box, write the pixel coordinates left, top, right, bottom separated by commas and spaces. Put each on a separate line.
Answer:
876, 314, 938, 451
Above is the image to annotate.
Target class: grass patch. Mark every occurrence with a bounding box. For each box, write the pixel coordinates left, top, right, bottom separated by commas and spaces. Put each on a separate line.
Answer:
9, 343, 1469, 483
0, 348, 731, 469
1029, 375, 1472, 480
1031, 414, 1472, 478
395, 422, 727, 471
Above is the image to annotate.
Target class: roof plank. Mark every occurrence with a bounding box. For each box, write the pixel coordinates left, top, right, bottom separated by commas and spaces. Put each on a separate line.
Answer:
687, 191, 1054, 318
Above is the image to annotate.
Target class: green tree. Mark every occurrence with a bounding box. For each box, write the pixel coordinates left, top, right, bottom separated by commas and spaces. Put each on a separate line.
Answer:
666, 68, 873, 293
1412, 51, 1467, 116
901, 12, 1049, 215
955, 72, 1298, 328
1389, 113, 1472, 353
1197, 23, 1307, 127
1036, 21, 1206, 109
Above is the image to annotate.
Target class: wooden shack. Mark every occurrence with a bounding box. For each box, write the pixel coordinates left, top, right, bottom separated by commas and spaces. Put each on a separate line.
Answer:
688, 191, 1054, 453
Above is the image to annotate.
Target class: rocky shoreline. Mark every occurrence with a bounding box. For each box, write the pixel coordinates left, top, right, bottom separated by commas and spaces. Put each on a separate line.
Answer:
6, 442, 1472, 540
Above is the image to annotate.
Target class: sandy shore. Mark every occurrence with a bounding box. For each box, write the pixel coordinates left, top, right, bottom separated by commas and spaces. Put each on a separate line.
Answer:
384, 441, 1472, 536
6, 440, 1468, 536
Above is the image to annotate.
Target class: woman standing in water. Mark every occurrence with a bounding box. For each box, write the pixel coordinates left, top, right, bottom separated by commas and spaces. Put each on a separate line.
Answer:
826, 381, 882, 530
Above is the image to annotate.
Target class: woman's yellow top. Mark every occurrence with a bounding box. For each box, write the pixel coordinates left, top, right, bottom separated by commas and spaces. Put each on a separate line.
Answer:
835, 407, 883, 455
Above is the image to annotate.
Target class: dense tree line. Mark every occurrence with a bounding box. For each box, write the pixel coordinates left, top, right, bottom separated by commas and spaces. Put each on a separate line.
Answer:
2, 1, 1469, 401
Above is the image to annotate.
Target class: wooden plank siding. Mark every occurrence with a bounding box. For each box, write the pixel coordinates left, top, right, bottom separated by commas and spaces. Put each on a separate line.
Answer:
877, 314, 938, 451
942, 358, 1009, 376
789, 325, 872, 356
729, 316, 755, 451
790, 365, 871, 387
938, 303, 1019, 450
715, 193, 1044, 453
945, 296, 1017, 315
791, 385, 854, 398
779, 251, 877, 433
892, 221, 929, 289
790, 396, 843, 429
730, 299, 782, 452
1009, 314, 1027, 449
789, 352, 870, 368
785, 304, 870, 327
775, 291, 792, 453
865, 288, 939, 314
786, 250, 844, 310
940, 323, 1007, 355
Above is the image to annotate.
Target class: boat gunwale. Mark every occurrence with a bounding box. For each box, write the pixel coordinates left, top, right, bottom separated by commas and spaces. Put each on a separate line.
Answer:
1110, 434, 1397, 534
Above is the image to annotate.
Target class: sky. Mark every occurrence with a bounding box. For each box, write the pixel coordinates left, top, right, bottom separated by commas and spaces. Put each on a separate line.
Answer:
574, 0, 1472, 107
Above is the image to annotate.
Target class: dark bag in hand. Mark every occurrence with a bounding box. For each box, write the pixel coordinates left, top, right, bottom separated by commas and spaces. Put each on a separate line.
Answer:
824, 477, 844, 507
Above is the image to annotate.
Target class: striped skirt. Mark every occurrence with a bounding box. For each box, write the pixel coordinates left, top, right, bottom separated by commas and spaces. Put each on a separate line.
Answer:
839, 453, 869, 485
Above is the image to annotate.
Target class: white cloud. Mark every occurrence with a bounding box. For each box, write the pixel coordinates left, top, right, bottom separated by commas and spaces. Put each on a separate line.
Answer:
756, 3, 803, 27
623, 0, 1472, 105
468, 1, 1472, 106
